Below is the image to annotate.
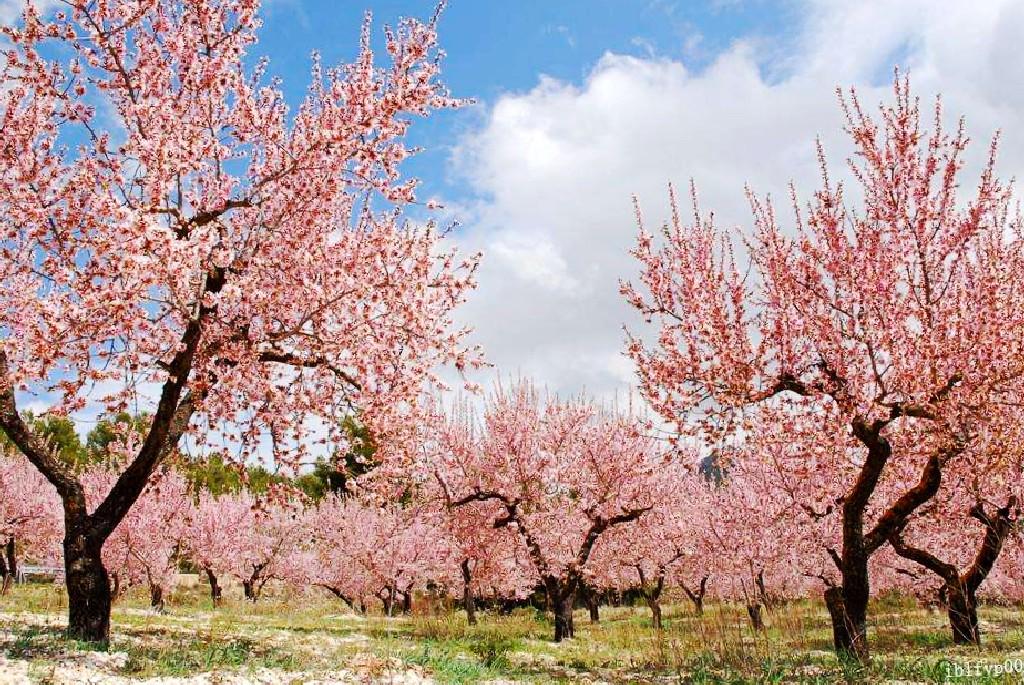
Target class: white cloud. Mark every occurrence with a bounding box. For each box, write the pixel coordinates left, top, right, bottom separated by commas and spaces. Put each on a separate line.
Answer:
0, 0, 58, 26
447, 0, 1024, 402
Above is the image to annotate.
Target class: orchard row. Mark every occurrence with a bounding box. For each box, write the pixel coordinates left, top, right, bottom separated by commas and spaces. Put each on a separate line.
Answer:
0, 0, 1021, 665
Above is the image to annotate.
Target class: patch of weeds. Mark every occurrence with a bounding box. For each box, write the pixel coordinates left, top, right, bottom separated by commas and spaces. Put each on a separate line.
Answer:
906, 630, 950, 649
466, 633, 520, 670
403, 640, 493, 684
121, 636, 296, 677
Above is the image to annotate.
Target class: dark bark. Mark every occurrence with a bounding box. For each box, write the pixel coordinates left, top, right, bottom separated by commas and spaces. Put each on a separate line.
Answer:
819, 416, 957, 662
242, 579, 256, 601
4, 537, 16, 583
553, 592, 575, 641
579, 583, 600, 623
647, 596, 663, 630
586, 593, 600, 623
0, 261, 217, 645
746, 602, 764, 631
888, 496, 1018, 646
755, 570, 772, 610
149, 584, 165, 612
946, 581, 980, 645
681, 575, 709, 616
401, 587, 413, 615
64, 530, 112, 644
544, 576, 577, 641
0, 537, 13, 595
321, 584, 359, 612
824, 586, 857, 656
380, 586, 396, 616
763, 371, 963, 663
461, 559, 477, 625
636, 566, 667, 630
205, 568, 222, 606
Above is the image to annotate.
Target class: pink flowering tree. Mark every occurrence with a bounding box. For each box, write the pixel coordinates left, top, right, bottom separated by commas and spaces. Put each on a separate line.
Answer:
884, 422, 1023, 644
433, 381, 662, 641
225, 492, 309, 602
623, 76, 1024, 660
84, 466, 192, 610
0, 449, 62, 592
0, 0, 479, 642
588, 461, 712, 629
188, 490, 254, 606
436, 497, 537, 625
309, 494, 452, 615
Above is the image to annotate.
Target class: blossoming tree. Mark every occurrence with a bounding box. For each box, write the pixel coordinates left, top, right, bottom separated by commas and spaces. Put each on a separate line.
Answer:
84, 466, 193, 610
0, 450, 62, 592
0, 0, 478, 642
309, 494, 452, 615
433, 381, 663, 641
622, 76, 1024, 660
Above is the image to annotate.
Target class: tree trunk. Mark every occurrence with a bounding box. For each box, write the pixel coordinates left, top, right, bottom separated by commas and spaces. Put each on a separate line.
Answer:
553, 592, 575, 641
755, 569, 771, 610
946, 581, 980, 646
4, 537, 16, 585
0, 538, 10, 595
461, 560, 477, 626
587, 595, 600, 623
149, 584, 165, 612
824, 585, 867, 661
745, 602, 764, 631
64, 531, 112, 644
646, 596, 663, 630
580, 583, 600, 623
682, 576, 708, 616
242, 579, 257, 602
205, 568, 222, 606
888, 497, 1018, 648
401, 588, 413, 615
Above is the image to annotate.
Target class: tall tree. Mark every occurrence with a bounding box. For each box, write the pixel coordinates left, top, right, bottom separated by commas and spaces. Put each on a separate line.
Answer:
0, 0, 478, 643
622, 76, 1024, 661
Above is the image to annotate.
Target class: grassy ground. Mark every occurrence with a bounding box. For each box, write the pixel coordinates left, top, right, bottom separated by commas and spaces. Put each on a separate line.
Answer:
1, 583, 1023, 683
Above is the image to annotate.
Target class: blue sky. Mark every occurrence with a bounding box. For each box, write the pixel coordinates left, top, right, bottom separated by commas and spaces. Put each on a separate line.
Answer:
3, 0, 1023, 433
254, 0, 799, 204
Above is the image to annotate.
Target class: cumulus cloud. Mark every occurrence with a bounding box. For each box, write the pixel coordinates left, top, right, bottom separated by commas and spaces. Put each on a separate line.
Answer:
446, 0, 1024, 402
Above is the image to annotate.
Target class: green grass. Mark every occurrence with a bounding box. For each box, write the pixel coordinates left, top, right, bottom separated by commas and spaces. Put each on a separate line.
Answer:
2, 582, 1023, 683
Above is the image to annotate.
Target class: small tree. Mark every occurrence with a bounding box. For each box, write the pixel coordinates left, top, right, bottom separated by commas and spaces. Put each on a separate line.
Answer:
434, 382, 661, 641
0, 450, 62, 592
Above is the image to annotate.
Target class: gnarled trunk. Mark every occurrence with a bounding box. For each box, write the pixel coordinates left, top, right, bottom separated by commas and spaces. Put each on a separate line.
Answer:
149, 583, 165, 612
553, 592, 575, 641
205, 568, 222, 606
580, 583, 600, 623
945, 581, 980, 645
0, 537, 12, 595
889, 496, 1018, 647
545, 576, 577, 641
824, 585, 866, 661
745, 602, 764, 631
646, 596, 663, 630
682, 576, 709, 616
242, 579, 257, 602
461, 559, 477, 625
64, 530, 112, 644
